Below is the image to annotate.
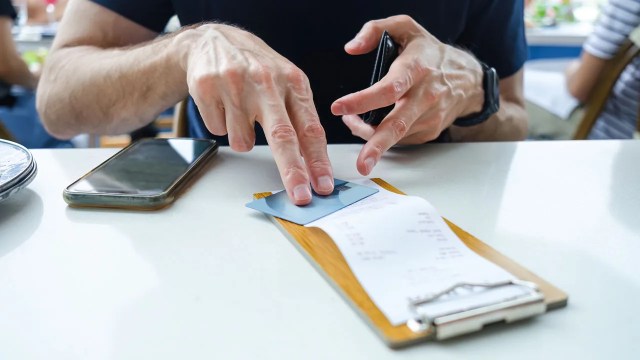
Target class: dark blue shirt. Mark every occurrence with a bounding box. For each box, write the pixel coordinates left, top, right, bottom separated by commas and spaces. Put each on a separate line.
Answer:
91, 0, 526, 144
0, 0, 16, 19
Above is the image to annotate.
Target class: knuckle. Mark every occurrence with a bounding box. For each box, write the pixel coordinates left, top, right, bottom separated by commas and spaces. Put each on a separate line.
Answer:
383, 82, 403, 101
269, 123, 298, 142
396, 14, 414, 24
301, 121, 326, 139
284, 66, 309, 89
391, 14, 417, 28
192, 74, 218, 99
393, 78, 408, 95
393, 79, 405, 94
283, 164, 308, 181
388, 117, 408, 140
369, 142, 385, 159
423, 89, 440, 105
362, 20, 379, 32
220, 66, 243, 82
249, 63, 273, 84
306, 158, 332, 172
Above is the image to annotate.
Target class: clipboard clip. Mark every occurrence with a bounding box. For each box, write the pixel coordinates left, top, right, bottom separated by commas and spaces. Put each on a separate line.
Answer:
406, 279, 546, 340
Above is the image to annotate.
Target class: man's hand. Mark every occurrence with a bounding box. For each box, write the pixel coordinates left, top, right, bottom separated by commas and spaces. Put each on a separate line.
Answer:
39, 0, 333, 206
331, 15, 485, 176
179, 24, 334, 205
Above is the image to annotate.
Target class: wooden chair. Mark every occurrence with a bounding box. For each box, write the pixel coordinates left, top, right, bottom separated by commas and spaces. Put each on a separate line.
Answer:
172, 98, 189, 137
95, 101, 189, 147
573, 40, 640, 139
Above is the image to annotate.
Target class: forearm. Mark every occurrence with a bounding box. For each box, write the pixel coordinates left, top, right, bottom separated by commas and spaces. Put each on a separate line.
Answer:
0, 18, 37, 89
565, 53, 606, 103
0, 57, 37, 90
37, 32, 189, 139
450, 98, 528, 141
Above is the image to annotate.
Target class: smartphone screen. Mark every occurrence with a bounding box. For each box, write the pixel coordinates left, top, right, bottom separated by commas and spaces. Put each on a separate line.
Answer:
64, 138, 218, 208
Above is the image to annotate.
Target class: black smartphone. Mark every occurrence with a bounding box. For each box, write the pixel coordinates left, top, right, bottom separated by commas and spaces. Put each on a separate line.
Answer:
362, 30, 399, 125
63, 138, 218, 210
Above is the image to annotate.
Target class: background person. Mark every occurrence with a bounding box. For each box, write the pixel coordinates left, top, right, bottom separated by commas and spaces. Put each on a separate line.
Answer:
566, 0, 640, 139
1, 0, 72, 147
1, 0, 37, 94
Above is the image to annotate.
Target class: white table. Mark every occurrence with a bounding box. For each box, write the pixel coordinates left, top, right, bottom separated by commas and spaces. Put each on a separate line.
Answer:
526, 22, 593, 46
1, 141, 639, 359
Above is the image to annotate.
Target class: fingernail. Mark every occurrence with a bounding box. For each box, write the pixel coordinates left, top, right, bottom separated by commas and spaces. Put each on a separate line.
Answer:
317, 176, 334, 192
364, 157, 376, 174
334, 102, 348, 115
293, 184, 312, 202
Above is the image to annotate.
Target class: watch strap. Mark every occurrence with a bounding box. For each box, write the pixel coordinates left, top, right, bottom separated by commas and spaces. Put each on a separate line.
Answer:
453, 62, 500, 127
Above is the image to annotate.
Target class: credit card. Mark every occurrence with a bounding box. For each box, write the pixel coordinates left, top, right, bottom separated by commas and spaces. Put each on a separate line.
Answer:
246, 179, 379, 225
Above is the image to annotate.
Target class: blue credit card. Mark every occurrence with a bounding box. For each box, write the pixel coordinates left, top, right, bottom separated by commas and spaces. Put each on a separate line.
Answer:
246, 179, 378, 225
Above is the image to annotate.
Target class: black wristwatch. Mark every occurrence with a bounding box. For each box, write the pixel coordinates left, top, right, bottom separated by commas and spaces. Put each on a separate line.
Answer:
453, 62, 500, 127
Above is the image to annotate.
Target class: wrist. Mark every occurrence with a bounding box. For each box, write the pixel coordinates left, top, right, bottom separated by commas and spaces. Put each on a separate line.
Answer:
173, 23, 240, 72
459, 57, 485, 117
172, 26, 204, 73
454, 60, 500, 127
171, 25, 227, 96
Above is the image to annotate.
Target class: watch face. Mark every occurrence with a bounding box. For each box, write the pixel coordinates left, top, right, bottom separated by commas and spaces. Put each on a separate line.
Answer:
487, 67, 500, 114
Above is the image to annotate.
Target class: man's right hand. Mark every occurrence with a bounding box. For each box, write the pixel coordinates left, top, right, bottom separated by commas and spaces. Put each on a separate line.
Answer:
176, 24, 334, 205
38, 1, 333, 205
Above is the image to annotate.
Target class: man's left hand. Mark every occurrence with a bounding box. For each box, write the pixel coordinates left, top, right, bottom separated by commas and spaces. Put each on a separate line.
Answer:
331, 15, 485, 175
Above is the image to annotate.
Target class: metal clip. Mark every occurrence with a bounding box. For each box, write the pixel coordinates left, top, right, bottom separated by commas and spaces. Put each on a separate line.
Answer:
406, 279, 545, 340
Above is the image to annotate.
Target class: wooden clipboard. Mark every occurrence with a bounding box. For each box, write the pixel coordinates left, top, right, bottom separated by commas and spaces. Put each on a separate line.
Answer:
253, 178, 568, 348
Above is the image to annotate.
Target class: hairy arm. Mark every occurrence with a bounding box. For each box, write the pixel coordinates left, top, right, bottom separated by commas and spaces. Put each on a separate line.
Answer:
450, 68, 528, 141
565, 52, 607, 103
36, 0, 187, 139
0, 17, 38, 89
37, 0, 334, 205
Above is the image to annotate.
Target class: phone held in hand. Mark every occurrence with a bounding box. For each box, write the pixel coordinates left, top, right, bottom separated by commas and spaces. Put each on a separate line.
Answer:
63, 138, 218, 210
362, 30, 399, 126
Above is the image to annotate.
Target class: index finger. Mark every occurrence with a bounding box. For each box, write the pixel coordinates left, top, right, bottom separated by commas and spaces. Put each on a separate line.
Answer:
355, 97, 421, 175
331, 58, 417, 116
257, 97, 313, 206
